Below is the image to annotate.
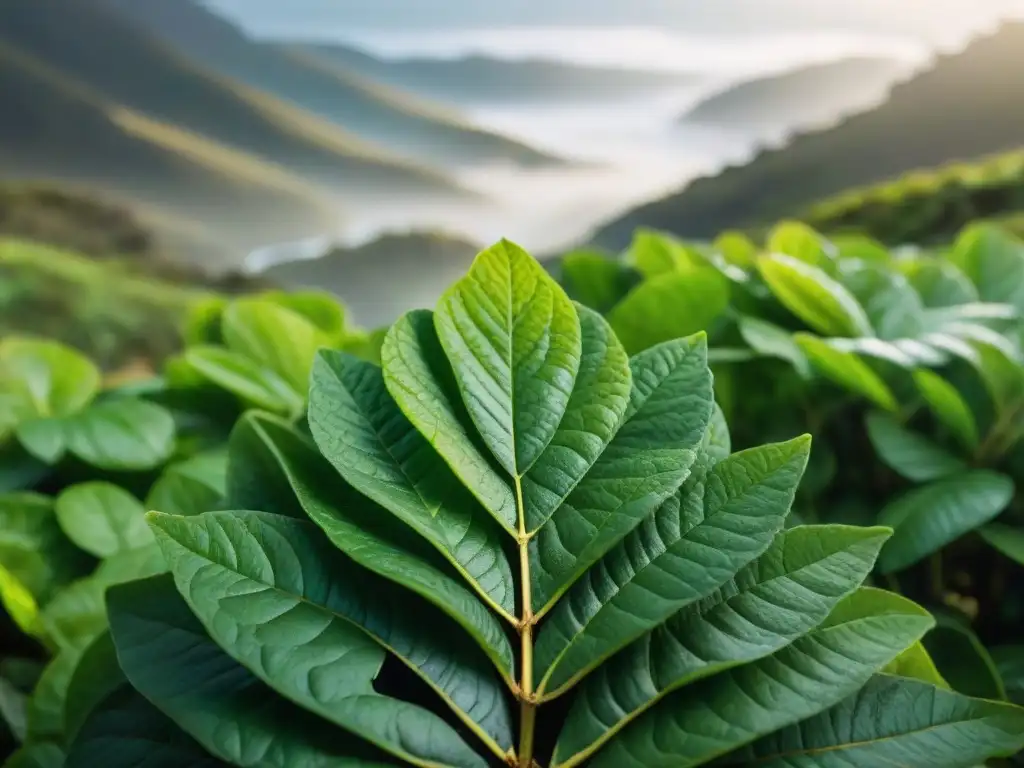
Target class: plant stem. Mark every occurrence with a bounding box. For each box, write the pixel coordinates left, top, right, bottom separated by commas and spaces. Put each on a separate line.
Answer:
515, 479, 537, 767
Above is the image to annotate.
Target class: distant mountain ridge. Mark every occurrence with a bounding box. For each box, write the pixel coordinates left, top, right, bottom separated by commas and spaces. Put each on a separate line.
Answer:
97, 0, 564, 168
682, 56, 911, 128
593, 21, 1024, 248
296, 43, 699, 104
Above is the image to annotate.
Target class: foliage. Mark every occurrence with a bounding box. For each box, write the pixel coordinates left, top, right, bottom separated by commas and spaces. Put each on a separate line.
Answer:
555, 221, 1024, 724
20, 239, 1016, 768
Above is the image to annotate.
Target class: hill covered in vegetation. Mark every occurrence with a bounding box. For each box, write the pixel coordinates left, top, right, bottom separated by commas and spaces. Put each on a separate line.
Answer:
96, 0, 563, 168
594, 21, 1024, 248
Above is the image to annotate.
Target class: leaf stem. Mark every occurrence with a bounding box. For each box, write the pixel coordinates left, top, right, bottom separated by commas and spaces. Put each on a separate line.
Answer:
515, 478, 537, 767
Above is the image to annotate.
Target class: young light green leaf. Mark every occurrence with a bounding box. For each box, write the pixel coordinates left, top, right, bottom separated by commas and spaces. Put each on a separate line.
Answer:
63, 400, 176, 471
150, 509, 512, 761
883, 641, 949, 688
0, 563, 41, 640
382, 310, 517, 529
913, 369, 980, 450
107, 575, 396, 768
759, 255, 873, 338
0, 338, 100, 417
234, 411, 517, 671
728, 674, 1024, 766
878, 471, 1015, 573
185, 346, 303, 415
607, 269, 729, 355
714, 230, 759, 268
552, 524, 891, 766
864, 412, 966, 482
529, 335, 713, 614
262, 290, 346, 340
950, 223, 1024, 311
560, 250, 640, 314
795, 334, 897, 410
145, 450, 227, 518
767, 221, 833, 269
307, 352, 516, 616
535, 436, 812, 700
587, 588, 933, 768
55, 482, 152, 558
625, 228, 688, 278
67, 686, 230, 768
14, 419, 66, 465
434, 238, 582, 478
979, 523, 1024, 565
737, 316, 810, 377
520, 306, 632, 531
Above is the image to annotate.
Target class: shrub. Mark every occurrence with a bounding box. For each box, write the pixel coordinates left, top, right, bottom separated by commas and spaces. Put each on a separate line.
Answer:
52, 240, 1024, 768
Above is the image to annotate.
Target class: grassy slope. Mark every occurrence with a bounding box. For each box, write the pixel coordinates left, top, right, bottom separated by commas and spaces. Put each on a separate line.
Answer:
683, 56, 909, 125
97, 0, 562, 168
593, 21, 1024, 248
801, 149, 1024, 244
297, 43, 698, 104
0, 42, 338, 254
0, 0, 466, 201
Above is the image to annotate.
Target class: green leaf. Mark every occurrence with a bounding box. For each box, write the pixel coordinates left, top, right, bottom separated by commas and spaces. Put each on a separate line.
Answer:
950, 223, 1024, 311
607, 270, 730, 355
795, 334, 897, 410
832, 234, 890, 263
232, 411, 517, 675
992, 646, 1024, 704
971, 340, 1024, 416
434, 238, 582, 480
67, 686, 229, 768
714, 230, 759, 268
737, 316, 810, 376
587, 587, 933, 768
145, 450, 227, 517
922, 613, 1007, 701
39, 578, 108, 652
15, 419, 67, 465
222, 299, 326, 392
864, 412, 965, 482
878, 471, 1015, 573
519, 306, 632, 532
883, 641, 949, 688
767, 221, 833, 269
625, 228, 687, 277
63, 400, 176, 471
0, 563, 41, 639
913, 369, 980, 450
528, 335, 713, 614
560, 250, 639, 313
185, 346, 303, 415
91, 544, 166, 587
26, 649, 80, 744
0, 338, 100, 417
553, 525, 891, 765
535, 436, 812, 699
903, 260, 977, 307
979, 523, 1024, 565
837, 262, 924, 340
759, 255, 873, 337
382, 310, 517, 530
5, 743, 65, 768
262, 290, 346, 340
107, 575, 395, 768
63, 632, 124, 742
0, 492, 86, 603
729, 674, 1024, 766
150, 509, 510, 763
55, 482, 152, 558
0, 674, 27, 743
307, 352, 516, 617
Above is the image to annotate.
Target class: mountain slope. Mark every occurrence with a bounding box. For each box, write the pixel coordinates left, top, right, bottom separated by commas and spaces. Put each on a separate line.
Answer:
97, 0, 563, 168
0, 0, 466, 203
297, 43, 699, 105
594, 22, 1024, 248
682, 57, 911, 128
0, 42, 337, 256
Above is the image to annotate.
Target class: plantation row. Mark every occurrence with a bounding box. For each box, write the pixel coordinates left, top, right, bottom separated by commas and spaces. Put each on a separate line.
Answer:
0, 223, 1022, 767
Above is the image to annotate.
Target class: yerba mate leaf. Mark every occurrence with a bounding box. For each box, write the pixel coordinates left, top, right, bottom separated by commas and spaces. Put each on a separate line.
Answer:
587, 587, 933, 768
434, 238, 582, 479
535, 436, 811, 699
107, 575, 395, 768
151, 509, 509, 761
728, 674, 1024, 766
529, 335, 713, 614
553, 525, 890, 765
382, 310, 517, 530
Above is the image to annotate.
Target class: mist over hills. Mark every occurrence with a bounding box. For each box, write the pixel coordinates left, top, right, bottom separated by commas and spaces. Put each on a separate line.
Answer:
594, 21, 1024, 248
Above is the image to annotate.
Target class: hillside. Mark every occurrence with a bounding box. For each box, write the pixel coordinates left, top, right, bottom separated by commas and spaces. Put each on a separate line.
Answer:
96, 0, 563, 168
297, 44, 699, 105
0, 0, 467, 203
593, 21, 1024, 248
0, 42, 337, 256
266, 231, 480, 326
682, 57, 910, 128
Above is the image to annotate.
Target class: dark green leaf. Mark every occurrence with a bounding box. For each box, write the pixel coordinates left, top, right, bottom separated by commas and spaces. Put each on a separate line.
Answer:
864, 412, 965, 482
922, 613, 1006, 701
979, 523, 1024, 565
63, 632, 124, 742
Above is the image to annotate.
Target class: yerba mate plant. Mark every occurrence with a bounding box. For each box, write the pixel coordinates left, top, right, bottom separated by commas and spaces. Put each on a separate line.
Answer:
74, 241, 1024, 768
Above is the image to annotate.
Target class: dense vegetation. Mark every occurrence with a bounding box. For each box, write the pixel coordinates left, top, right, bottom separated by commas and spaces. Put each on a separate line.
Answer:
594, 22, 1024, 247
1, 231, 1023, 767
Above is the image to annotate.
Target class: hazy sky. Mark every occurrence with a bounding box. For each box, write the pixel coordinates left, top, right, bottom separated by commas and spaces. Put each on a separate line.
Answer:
205, 0, 1023, 40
